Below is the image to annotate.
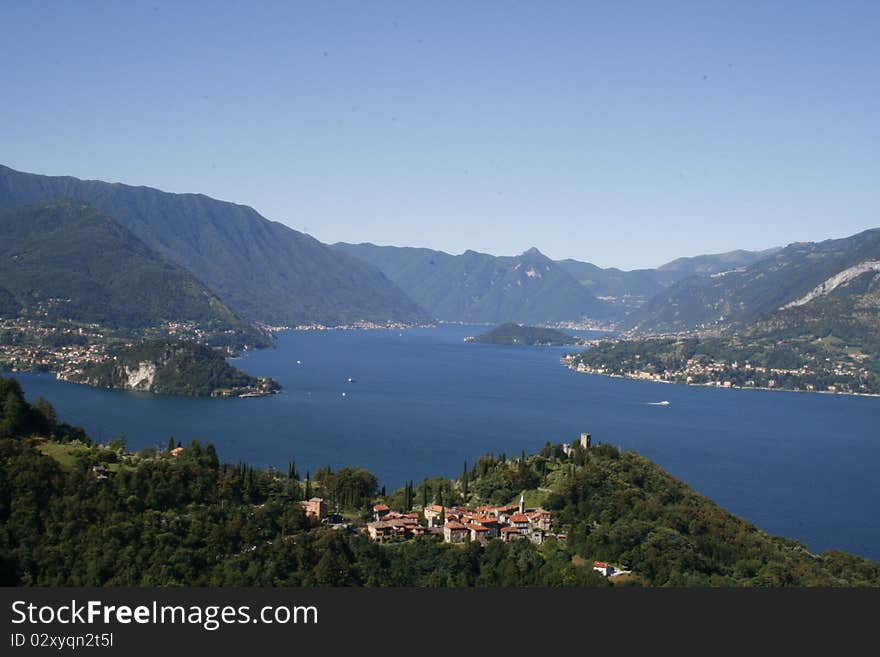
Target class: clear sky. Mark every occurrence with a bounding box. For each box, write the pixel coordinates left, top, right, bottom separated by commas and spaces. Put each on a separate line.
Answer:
2, 1, 878, 269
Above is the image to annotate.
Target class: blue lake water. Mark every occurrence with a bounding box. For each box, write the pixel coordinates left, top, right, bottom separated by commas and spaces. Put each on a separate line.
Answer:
11, 325, 880, 560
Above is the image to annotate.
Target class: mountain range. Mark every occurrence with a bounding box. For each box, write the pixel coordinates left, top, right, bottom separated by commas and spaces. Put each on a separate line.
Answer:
334, 242, 784, 324
2, 164, 876, 342
0, 165, 430, 327
333, 243, 611, 324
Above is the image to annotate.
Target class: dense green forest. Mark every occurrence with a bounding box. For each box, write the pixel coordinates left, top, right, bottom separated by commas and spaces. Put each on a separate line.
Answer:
72, 341, 280, 397
1, 376, 878, 587
469, 323, 578, 346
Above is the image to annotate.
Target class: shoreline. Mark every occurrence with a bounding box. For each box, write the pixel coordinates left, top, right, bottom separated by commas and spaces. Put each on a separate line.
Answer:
564, 363, 880, 399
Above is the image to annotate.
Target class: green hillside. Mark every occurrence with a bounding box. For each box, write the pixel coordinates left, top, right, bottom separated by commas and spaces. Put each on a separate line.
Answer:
0, 165, 431, 326
469, 323, 578, 346
0, 201, 265, 344
1, 379, 877, 586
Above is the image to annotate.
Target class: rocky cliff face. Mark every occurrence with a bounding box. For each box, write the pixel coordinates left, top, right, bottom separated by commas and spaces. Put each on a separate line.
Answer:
123, 362, 158, 390
781, 261, 880, 309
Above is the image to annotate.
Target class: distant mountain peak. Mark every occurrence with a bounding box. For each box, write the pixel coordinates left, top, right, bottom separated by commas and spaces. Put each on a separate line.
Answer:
335, 242, 610, 324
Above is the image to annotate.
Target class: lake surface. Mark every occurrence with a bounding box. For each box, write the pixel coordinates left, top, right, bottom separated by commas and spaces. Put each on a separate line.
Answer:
11, 325, 880, 560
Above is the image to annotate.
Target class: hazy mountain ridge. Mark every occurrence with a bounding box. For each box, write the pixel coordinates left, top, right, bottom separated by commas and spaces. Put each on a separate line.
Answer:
4, 165, 874, 340
336, 242, 784, 323
334, 243, 611, 325
556, 247, 781, 303
0, 165, 431, 327
656, 247, 782, 276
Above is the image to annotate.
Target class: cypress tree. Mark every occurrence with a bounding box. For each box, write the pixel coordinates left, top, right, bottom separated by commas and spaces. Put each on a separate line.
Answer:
167, 436, 175, 451
421, 480, 428, 509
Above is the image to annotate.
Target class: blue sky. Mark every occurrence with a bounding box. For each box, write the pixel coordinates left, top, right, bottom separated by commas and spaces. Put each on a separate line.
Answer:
2, 1, 878, 269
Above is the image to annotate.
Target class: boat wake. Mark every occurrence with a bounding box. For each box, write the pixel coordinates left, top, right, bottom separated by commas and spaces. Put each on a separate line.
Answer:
645, 400, 670, 406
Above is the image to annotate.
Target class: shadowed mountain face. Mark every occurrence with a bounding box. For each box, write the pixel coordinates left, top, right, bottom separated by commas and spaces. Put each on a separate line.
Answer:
334, 243, 611, 324
0, 200, 261, 340
0, 165, 431, 326
627, 229, 880, 335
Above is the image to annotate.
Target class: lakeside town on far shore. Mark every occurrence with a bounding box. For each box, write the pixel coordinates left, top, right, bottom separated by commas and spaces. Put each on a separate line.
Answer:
563, 344, 880, 397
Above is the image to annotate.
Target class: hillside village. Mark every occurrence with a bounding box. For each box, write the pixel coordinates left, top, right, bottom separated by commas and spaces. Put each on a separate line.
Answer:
367, 495, 555, 546
0, 314, 228, 380
11, 403, 878, 587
